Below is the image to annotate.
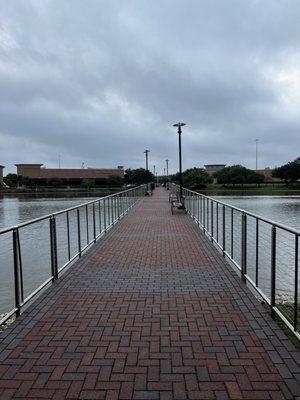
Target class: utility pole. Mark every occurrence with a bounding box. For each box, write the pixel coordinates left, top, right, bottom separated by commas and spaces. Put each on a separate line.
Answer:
255, 139, 259, 170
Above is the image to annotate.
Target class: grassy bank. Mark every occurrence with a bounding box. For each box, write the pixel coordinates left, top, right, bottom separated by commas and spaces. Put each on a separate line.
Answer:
200, 183, 300, 196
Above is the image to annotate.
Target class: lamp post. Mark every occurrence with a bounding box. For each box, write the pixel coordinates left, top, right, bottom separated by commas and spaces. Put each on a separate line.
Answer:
144, 149, 150, 191
173, 122, 186, 202
166, 159, 169, 190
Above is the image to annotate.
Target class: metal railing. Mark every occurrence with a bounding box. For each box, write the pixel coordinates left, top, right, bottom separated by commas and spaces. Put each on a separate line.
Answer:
0, 185, 146, 326
171, 184, 300, 339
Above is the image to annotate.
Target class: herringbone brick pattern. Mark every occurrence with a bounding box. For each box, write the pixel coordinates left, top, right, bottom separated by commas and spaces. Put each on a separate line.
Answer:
0, 188, 299, 399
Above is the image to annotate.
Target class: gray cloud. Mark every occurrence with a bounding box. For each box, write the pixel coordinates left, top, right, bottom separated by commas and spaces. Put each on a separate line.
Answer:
1, 0, 300, 174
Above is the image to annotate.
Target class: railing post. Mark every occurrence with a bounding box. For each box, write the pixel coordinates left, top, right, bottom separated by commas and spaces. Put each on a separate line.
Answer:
103, 198, 107, 232
197, 195, 200, 225
122, 192, 124, 215
66, 211, 71, 261
50, 216, 58, 280
294, 234, 299, 331
98, 200, 102, 234
207, 198, 209, 230
117, 195, 120, 219
255, 219, 259, 287
77, 209, 82, 257
270, 225, 276, 319
192, 193, 194, 218
222, 205, 226, 257
111, 197, 114, 225
211, 201, 214, 242
93, 203, 96, 243
13, 228, 21, 316
203, 197, 206, 231
230, 208, 233, 259
16, 229, 24, 303
216, 203, 219, 242
241, 213, 247, 283
85, 205, 89, 244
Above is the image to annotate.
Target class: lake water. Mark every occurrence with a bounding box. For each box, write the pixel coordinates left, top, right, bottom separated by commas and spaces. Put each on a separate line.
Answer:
214, 196, 300, 231
0, 194, 99, 229
1, 194, 299, 321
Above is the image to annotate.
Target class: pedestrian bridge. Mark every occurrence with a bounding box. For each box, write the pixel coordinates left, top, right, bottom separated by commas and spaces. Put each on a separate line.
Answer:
0, 187, 299, 399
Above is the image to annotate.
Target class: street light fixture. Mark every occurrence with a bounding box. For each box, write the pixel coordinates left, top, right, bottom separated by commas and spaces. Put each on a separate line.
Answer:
173, 122, 186, 202
144, 149, 150, 192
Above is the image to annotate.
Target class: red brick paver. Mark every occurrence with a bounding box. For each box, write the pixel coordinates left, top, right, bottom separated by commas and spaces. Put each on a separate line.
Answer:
0, 188, 300, 399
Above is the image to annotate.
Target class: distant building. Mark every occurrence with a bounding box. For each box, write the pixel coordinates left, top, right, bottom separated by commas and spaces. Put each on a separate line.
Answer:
15, 164, 124, 186
256, 168, 282, 182
204, 164, 226, 176
203, 164, 226, 184
0, 165, 4, 183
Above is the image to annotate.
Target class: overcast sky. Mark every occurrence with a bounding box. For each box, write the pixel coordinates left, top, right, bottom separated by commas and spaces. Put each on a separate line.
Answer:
1, 0, 300, 175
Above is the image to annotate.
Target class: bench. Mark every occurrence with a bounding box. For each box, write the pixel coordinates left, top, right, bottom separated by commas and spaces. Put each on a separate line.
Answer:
170, 192, 186, 214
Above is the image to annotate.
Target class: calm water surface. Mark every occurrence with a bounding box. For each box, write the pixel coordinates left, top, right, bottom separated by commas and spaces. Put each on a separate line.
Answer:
214, 196, 300, 231
0, 194, 98, 229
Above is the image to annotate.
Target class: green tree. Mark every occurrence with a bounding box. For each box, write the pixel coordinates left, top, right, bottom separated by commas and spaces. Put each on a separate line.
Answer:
21, 176, 34, 187
215, 165, 264, 185
81, 178, 95, 189
47, 177, 63, 187
273, 157, 300, 184
107, 175, 123, 187
170, 168, 212, 188
3, 173, 19, 188
124, 168, 154, 185
182, 168, 212, 188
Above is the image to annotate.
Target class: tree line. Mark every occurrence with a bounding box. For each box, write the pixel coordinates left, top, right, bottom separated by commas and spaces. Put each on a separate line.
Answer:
2, 157, 299, 189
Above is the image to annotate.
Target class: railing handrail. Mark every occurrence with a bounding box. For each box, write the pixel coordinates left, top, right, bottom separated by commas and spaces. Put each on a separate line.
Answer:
0, 185, 144, 235
173, 184, 300, 236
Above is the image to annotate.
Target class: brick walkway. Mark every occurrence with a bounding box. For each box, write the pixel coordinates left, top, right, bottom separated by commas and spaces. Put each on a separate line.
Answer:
0, 188, 300, 399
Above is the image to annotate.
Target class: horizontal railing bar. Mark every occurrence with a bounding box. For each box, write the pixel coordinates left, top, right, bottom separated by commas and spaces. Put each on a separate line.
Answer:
175, 184, 300, 235
244, 274, 271, 304
0, 185, 145, 235
21, 277, 53, 307
0, 308, 18, 326
58, 254, 80, 274
52, 187, 137, 217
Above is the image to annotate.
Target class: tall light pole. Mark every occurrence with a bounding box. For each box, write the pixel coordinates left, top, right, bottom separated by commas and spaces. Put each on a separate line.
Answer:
173, 122, 186, 202
255, 139, 259, 170
166, 159, 169, 190
144, 149, 150, 191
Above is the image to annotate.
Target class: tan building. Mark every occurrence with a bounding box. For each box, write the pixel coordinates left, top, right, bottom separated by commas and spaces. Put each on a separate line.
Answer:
0, 165, 4, 184
15, 164, 124, 186
256, 168, 282, 182
204, 164, 226, 176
